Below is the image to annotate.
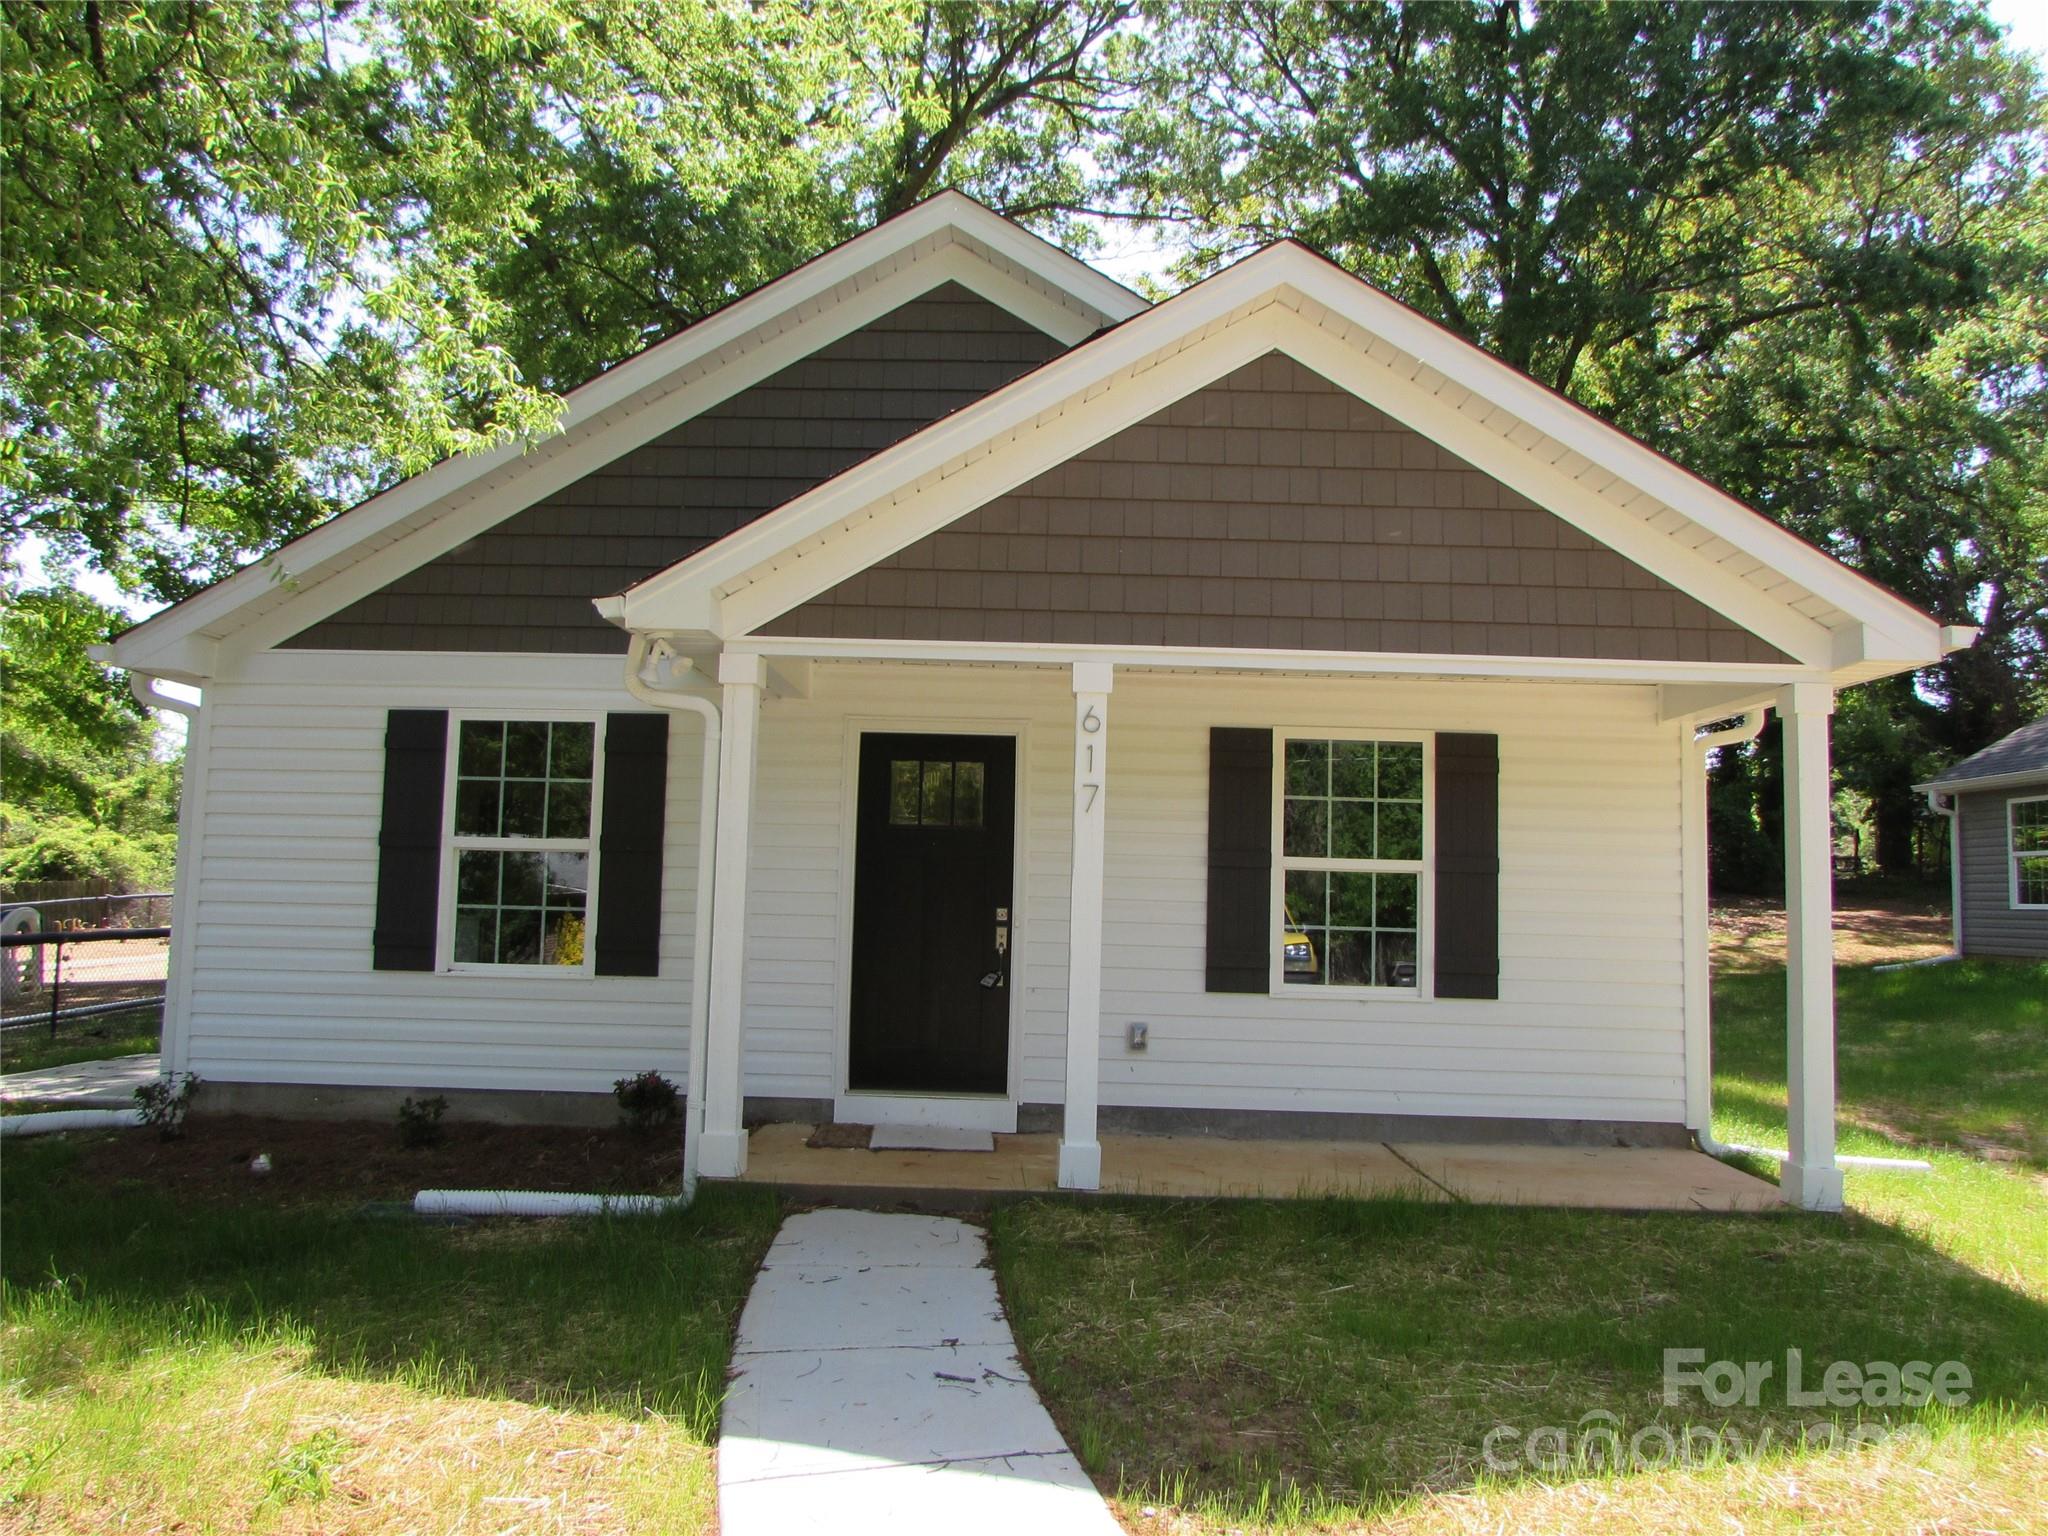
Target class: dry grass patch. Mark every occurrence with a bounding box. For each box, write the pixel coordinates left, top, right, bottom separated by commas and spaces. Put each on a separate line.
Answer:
1709, 891, 1952, 975
0, 1138, 783, 1535
2, 1332, 714, 1534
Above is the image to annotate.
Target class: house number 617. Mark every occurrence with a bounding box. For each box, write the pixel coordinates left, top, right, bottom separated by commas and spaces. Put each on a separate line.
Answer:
1080, 703, 1103, 813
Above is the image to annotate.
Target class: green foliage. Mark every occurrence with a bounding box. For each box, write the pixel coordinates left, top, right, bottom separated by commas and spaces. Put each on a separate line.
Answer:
1118, 0, 2047, 868
3, 0, 1139, 597
1, 587, 178, 888
396, 1094, 449, 1150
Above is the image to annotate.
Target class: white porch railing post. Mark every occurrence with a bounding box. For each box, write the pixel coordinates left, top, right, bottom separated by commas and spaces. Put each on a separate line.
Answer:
701, 652, 765, 1178
1059, 660, 1113, 1191
1779, 683, 1844, 1211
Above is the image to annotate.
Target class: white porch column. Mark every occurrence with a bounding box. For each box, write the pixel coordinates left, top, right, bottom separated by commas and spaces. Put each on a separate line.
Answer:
1779, 683, 1844, 1211
1059, 661, 1113, 1191
701, 652, 765, 1178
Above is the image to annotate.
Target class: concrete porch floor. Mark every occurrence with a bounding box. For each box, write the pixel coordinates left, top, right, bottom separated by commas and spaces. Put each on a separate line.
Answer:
735, 1123, 1783, 1212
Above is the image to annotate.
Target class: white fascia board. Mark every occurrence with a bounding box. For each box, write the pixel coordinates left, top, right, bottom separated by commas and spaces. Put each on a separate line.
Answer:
107, 193, 1140, 677
1657, 681, 1789, 724
729, 632, 1822, 688
1915, 766, 2048, 796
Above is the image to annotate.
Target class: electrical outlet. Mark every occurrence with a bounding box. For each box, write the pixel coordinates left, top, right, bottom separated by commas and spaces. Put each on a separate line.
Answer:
1126, 1020, 1148, 1051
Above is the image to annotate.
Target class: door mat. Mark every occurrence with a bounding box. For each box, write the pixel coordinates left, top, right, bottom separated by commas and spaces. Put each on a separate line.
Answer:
870, 1125, 996, 1153
805, 1123, 873, 1150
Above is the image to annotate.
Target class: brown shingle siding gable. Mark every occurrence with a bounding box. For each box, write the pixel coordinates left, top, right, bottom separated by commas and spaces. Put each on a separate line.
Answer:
287, 284, 1064, 653
762, 353, 1788, 663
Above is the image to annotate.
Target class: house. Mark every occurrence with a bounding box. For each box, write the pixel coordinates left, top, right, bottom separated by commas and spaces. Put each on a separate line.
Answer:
105, 193, 1974, 1211
1918, 718, 2048, 959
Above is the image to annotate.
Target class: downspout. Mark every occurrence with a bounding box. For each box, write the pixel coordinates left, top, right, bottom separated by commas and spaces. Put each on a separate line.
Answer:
1686, 710, 1930, 1174
413, 633, 724, 1216
129, 673, 204, 1079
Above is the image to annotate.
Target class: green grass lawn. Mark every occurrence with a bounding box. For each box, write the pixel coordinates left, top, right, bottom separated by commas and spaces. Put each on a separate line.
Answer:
995, 958, 2048, 1533
0, 1138, 781, 1533
0, 1010, 160, 1077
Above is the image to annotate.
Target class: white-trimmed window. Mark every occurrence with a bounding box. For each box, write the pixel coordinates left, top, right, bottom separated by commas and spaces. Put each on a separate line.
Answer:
1273, 733, 1428, 991
444, 717, 602, 970
2012, 795, 2048, 908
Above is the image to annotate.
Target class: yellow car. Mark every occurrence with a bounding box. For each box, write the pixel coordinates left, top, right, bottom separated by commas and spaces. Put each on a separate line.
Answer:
1282, 906, 1317, 977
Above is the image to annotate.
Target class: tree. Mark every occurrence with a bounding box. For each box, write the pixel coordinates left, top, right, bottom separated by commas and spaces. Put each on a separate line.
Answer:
3, 1, 1140, 596
1119, 0, 2047, 874
0, 588, 178, 887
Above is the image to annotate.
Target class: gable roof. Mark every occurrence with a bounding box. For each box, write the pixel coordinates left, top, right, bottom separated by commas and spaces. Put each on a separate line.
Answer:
106, 192, 1147, 681
602, 240, 1963, 682
1919, 718, 2048, 794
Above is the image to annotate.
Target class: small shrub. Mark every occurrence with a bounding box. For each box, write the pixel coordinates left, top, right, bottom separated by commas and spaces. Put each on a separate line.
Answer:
613, 1069, 680, 1133
259, 1428, 348, 1508
396, 1094, 449, 1149
133, 1072, 200, 1139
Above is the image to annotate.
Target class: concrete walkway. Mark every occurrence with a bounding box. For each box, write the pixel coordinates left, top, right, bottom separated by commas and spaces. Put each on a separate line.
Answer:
719, 1209, 1123, 1535
0, 1052, 159, 1105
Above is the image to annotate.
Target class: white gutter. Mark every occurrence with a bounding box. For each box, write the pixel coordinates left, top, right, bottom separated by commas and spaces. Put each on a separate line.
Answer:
1685, 709, 1931, 1175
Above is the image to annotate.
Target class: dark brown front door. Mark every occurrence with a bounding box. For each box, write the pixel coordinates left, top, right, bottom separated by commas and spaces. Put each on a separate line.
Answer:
849, 732, 1015, 1095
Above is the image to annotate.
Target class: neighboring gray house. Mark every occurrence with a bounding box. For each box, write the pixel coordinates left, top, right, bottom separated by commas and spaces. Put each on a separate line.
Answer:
1919, 719, 2048, 959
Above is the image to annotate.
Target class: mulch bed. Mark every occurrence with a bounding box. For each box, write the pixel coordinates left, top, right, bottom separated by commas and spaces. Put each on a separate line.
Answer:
78, 1113, 683, 1207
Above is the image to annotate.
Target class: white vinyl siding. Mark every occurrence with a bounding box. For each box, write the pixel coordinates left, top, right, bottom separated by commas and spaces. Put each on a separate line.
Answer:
182, 658, 701, 1094
182, 653, 1690, 1124
1955, 787, 2048, 958
740, 664, 1687, 1125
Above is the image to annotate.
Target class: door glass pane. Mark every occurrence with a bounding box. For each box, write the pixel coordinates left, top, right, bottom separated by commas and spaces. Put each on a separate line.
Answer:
890, 760, 921, 824
921, 760, 954, 825
953, 762, 985, 828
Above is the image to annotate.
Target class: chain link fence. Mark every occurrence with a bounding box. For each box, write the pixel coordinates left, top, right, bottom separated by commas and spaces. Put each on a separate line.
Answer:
2, 892, 171, 1066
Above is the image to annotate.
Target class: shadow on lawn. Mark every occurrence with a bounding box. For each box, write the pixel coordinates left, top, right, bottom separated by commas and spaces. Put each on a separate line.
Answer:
0, 1138, 785, 1442
993, 1193, 2048, 1516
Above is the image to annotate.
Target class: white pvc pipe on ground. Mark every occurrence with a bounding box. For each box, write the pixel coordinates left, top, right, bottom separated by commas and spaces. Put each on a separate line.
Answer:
0, 1107, 145, 1137
413, 1188, 685, 1218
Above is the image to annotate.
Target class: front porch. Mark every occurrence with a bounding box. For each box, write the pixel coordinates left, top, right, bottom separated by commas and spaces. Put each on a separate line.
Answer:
735, 1122, 1781, 1211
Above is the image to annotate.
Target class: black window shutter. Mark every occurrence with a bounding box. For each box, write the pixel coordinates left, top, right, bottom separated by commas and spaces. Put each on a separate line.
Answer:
1434, 732, 1500, 1000
1206, 727, 1274, 993
374, 709, 448, 971
595, 712, 669, 977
